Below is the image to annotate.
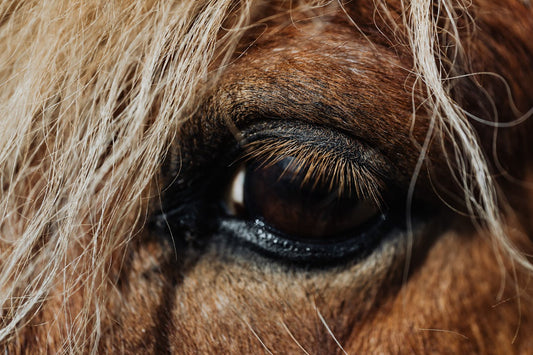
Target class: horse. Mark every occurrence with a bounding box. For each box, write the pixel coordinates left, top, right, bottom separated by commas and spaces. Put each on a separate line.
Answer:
1, 0, 533, 353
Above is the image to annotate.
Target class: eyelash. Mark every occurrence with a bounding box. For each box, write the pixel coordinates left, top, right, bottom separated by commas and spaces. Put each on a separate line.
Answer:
240, 137, 386, 205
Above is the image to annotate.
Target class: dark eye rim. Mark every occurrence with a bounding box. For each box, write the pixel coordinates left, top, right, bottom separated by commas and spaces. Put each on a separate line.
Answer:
216, 210, 394, 266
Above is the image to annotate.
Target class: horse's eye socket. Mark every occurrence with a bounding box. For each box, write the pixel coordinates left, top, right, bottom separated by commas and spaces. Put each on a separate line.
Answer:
227, 157, 381, 243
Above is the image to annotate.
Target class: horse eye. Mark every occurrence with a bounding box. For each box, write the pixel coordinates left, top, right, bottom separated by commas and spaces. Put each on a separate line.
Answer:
226, 157, 382, 243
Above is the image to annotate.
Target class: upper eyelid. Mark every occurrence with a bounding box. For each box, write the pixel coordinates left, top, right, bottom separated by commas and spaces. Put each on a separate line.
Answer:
235, 122, 393, 204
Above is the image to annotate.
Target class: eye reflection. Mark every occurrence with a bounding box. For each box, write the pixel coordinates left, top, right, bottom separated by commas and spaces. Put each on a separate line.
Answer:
227, 157, 381, 242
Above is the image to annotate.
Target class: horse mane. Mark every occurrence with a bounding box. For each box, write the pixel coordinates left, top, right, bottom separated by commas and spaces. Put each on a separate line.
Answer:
0, 0, 531, 351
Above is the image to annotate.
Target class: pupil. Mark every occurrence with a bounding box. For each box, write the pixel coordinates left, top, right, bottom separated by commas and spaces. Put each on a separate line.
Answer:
243, 157, 379, 241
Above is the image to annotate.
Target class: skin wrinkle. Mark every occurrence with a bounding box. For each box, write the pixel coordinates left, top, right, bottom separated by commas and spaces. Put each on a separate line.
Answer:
1, 0, 533, 353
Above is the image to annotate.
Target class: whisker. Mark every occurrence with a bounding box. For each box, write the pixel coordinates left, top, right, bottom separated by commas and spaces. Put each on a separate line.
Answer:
243, 318, 273, 355
315, 306, 348, 355
279, 319, 311, 355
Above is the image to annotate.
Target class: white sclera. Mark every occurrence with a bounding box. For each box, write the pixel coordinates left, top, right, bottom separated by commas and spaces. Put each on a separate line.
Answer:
228, 167, 245, 214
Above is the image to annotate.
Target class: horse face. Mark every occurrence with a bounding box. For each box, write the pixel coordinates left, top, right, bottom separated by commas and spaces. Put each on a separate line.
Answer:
2, 0, 533, 353
106, 3, 533, 353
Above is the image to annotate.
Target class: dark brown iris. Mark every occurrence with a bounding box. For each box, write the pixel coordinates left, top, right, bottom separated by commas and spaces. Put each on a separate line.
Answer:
242, 157, 380, 242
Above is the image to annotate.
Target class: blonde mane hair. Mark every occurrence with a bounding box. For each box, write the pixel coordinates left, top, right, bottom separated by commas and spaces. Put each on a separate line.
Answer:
0, 0, 531, 351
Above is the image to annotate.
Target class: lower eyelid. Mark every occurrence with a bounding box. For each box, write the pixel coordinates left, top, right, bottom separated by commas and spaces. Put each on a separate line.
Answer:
216, 214, 389, 266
